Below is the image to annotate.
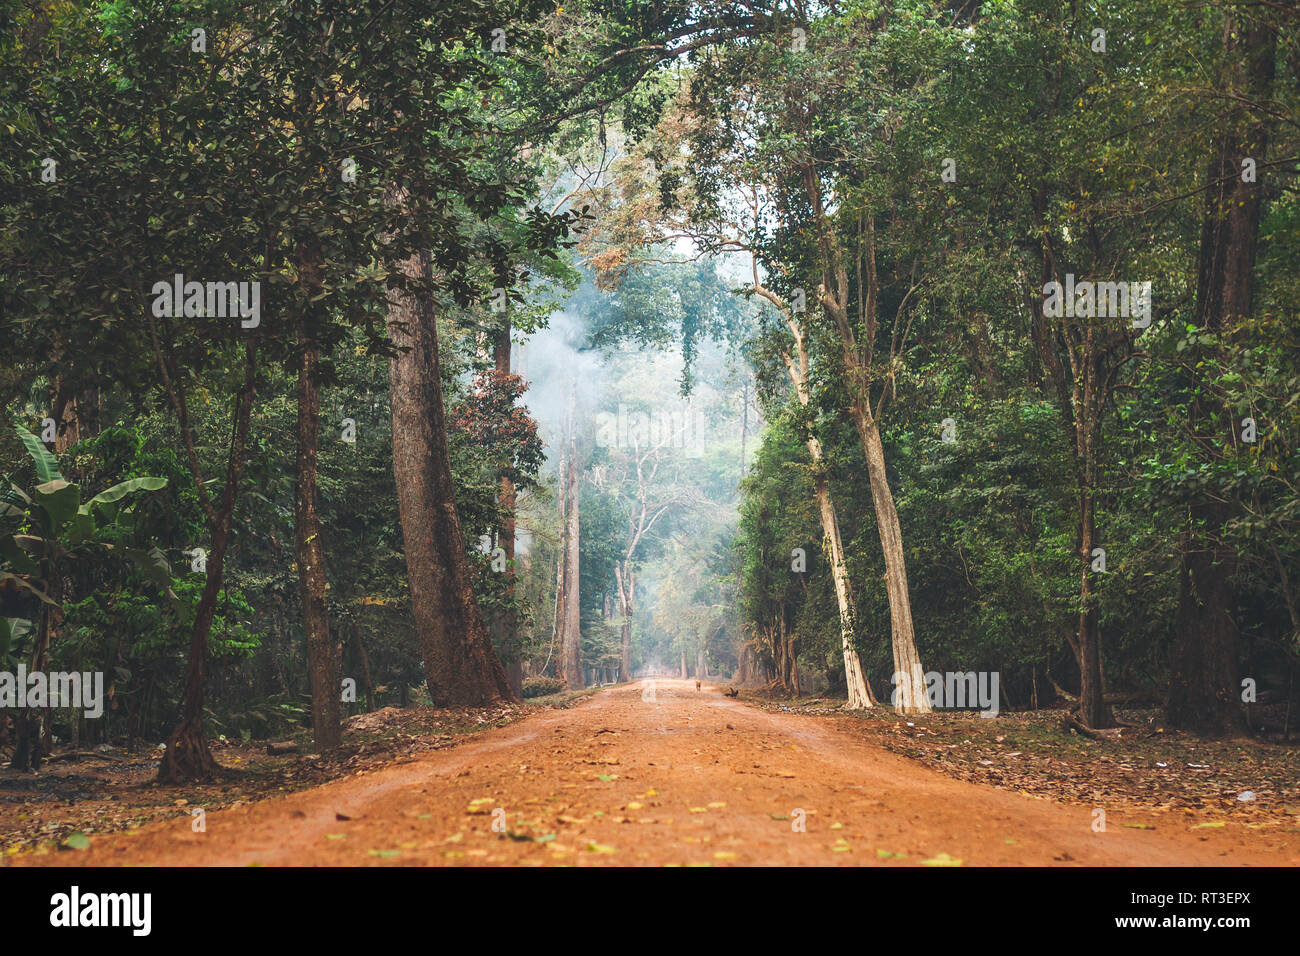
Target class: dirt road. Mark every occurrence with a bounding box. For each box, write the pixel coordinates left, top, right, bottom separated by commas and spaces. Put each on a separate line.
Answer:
21, 680, 1297, 866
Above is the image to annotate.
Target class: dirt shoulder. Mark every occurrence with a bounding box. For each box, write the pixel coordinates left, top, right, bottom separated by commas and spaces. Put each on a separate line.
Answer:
0, 701, 527, 858
752, 694, 1300, 826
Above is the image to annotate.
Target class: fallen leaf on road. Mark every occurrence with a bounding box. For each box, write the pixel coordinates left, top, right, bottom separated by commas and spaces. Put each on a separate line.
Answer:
921, 852, 963, 867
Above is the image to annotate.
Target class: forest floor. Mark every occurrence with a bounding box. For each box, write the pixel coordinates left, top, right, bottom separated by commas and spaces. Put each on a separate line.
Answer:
4, 679, 1297, 866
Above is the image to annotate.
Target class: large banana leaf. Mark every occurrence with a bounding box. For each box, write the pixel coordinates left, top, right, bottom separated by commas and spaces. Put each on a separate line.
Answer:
16, 425, 63, 483
83, 476, 167, 511
34, 479, 81, 535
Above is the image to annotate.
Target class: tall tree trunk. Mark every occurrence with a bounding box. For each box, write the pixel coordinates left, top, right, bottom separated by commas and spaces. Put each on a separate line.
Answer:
616, 561, 633, 682
159, 344, 258, 782
797, 171, 930, 714
387, 245, 512, 706
769, 295, 876, 709
851, 408, 931, 713
560, 399, 583, 690
551, 424, 569, 678
1167, 13, 1274, 736
296, 331, 341, 748
1075, 391, 1112, 728
812, 465, 876, 708
491, 321, 523, 698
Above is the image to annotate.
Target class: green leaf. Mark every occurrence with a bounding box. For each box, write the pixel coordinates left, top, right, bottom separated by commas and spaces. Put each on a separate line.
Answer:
0, 483, 31, 517
84, 476, 167, 510
0, 535, 38, 575
62, 832, 91, 851
34, 479, 81, 534
65, 511, 96, 545
16, 426, 63, 483
122, 545, 173, 588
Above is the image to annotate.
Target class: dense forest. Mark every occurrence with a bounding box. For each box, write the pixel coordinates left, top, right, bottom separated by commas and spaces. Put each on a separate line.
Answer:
1, 0, 1297, 821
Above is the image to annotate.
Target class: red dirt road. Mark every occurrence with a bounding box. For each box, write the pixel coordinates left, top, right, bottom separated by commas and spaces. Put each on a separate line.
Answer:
18, 680, 1298, 866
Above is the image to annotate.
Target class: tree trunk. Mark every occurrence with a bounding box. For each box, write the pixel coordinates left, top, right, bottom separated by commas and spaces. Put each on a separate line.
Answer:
852, 410, 930, 713
387, 244, 513, 706
616, 562, 633, 682
1075, 425, 1112, 729
352, 621, 375, 712
813, 470, 875, 708
159, 344, 258, 782
491, 321, 524, 699
1167, 12, 1273, 736
776, 311, 875, 709
296, 332, 341, 748
797, 166, 928, 714
560, 401, 583, 690
551, 428, 568, 678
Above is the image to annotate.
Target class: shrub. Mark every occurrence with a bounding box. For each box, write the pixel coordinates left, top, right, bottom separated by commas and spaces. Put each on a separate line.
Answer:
521, 676, 565, 698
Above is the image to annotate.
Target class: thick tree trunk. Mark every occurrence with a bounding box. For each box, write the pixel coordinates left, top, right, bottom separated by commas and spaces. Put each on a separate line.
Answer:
296, 333, 341, 748
159, 344, 258, 782
1167, 13, 1273, 736
387, 246, 512, 706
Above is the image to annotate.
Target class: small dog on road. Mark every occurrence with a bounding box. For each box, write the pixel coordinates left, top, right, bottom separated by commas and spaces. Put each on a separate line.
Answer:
695, 680, 701, 692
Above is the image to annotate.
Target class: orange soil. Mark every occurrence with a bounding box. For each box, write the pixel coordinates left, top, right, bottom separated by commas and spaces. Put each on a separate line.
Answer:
16, 680, 1298, 866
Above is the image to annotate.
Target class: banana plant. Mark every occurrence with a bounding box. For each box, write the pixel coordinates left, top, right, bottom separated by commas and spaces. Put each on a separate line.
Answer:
1, 424, 170, 769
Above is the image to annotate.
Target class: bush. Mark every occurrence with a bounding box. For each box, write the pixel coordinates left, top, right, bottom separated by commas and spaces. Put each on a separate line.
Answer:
521, 676, 565, 698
